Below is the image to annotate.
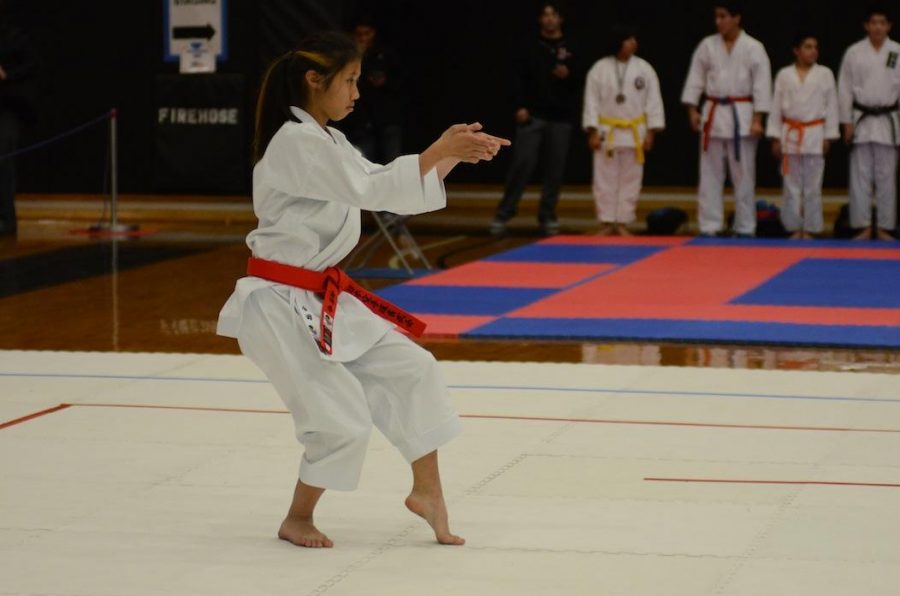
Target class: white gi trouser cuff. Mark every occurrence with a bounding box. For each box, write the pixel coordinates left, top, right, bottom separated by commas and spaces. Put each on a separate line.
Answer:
297, 414, 462, 491
395, 415, 463, 463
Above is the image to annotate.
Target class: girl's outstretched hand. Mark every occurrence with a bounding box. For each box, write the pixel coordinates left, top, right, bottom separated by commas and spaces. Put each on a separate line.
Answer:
440, 123, 511, 164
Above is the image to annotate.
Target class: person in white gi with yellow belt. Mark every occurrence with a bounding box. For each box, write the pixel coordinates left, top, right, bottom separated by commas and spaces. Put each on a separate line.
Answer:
217, 32, 509, 548
681, 1, 771, 237
767, 33, 839, 239
838, 4, 900, 241
582, 24, 665, 235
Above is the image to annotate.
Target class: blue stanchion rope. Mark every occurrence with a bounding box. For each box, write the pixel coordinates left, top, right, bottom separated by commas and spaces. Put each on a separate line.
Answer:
0, 110, 113, 162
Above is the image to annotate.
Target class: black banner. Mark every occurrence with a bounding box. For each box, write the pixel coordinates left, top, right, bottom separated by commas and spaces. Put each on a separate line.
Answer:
154, 73, 245, 193
258, 0, 344, 64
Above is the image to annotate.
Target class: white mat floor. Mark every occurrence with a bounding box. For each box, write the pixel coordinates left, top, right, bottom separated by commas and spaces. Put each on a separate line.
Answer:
1, 350, 899, 595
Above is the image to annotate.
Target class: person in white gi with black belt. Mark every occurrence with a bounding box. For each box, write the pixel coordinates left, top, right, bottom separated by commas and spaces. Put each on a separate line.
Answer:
217, 32, 509, 548
681, 1, 772, 238
838, 4, 900, 241
767, 33, 840, 239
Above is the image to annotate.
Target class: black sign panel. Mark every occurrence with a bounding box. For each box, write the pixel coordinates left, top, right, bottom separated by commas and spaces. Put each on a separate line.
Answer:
154, 74, 245, 193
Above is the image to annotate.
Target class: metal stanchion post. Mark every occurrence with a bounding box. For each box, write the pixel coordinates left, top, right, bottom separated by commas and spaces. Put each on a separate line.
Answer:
90, 109, 137, 235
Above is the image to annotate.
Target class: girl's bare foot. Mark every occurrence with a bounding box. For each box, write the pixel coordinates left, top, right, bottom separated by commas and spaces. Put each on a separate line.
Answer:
853, 226, 873, 241
616, 224, 632, 236
405, 491, 465, 545
278, 479, 331, 547
595, 223, 614, 236
278, 516, 334, 548
877, 228, 896, 241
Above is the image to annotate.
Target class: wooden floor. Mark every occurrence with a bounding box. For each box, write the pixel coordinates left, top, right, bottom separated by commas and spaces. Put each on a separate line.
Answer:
1, 192, 897, 374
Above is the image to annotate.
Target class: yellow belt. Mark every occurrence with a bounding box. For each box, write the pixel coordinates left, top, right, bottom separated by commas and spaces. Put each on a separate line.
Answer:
599, 114, 648, 163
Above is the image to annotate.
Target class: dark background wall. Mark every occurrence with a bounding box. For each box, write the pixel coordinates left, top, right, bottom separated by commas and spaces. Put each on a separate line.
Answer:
7, 0, 896, 194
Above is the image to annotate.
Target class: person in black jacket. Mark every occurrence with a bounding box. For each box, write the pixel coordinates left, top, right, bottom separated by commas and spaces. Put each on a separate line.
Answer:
491, 2, 579, 236
339, 18, 405, 164
0, 5, 35, 236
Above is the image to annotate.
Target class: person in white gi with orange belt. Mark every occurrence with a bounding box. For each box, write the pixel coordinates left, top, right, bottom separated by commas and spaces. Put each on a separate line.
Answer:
767, 33, 839, 239
838, 4, 900, 241
582, 24, 665, 236
681, 1, 771, 237
217, 32, 509, 548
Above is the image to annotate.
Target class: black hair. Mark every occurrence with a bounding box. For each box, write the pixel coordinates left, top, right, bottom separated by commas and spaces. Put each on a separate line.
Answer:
864, 3, 893, 22
607, 23, 639, 57
349, 14, 378, 31
791, 31, 818, 48
538, 1, 563, 17
713, 1, 744, 17
253, 31, 361, 163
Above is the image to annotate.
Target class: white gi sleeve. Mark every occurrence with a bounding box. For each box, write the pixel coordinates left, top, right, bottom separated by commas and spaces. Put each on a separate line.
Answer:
750, 43, 772, 113
766, 70, 784, 139
260, 125, 446, 215
824, 68, 841, 140
582, 61, 603, 130
837, 48, 855, 124
681, 42, 708, 106
645, 63, 666, 130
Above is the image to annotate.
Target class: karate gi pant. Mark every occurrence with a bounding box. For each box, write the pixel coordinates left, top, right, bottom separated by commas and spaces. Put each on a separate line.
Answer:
592, 148, 643, 224
236, 286, 462, 491
495, 117, 572, 224
780, 154, 825, 233
849, 142, 897, 230
698, 137, 758, 235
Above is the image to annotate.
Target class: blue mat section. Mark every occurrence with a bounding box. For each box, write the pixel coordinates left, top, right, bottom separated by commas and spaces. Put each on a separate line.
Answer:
377, 285, 554, 316
465, 317, 900, 348
733, 259, 900, 309
485, 244, 663, 264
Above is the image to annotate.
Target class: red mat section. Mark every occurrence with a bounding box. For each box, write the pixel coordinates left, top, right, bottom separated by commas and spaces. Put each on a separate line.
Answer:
410, 262, 615, 289
512, 245, 900, 326
413, 314, 496, 337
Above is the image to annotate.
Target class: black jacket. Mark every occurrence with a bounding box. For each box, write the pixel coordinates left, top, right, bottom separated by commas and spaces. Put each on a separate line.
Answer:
513, 35, 579, 122
0, 23, 36, 118
342, 43, 405, 135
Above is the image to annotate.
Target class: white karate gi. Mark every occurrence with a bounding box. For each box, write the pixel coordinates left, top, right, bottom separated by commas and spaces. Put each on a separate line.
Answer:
582, 56, 665, 224
682, 31, 772, 235
838, 38, 900, 230
217, 107, 461, 490
766, 64, 840, 233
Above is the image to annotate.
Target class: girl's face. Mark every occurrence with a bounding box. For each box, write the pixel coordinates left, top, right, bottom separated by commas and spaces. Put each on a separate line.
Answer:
793, 38, 819, 66
309, 60, 361, 122
620, 36, 638, 58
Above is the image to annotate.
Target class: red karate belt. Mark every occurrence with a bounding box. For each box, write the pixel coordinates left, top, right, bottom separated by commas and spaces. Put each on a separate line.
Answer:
780, 117, 826, 176
246, 257, 426, 355
702, 96, 754, 160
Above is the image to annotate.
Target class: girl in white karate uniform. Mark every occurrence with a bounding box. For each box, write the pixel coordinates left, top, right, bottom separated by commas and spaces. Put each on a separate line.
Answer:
582, 25, 665, 236
217, 32, 509, 548
767, 33, 839, 238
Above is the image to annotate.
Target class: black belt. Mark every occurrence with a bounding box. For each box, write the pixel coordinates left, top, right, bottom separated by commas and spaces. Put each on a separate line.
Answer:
852, 101, 899, 145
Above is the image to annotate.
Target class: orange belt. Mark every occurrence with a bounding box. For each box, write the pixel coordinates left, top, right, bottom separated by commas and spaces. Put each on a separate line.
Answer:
246, 257, 426, 355
781, 117, 826, 175
702, 96, 753, 160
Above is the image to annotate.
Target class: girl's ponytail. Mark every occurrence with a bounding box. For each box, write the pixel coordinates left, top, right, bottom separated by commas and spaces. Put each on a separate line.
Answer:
253, 32, 360, 163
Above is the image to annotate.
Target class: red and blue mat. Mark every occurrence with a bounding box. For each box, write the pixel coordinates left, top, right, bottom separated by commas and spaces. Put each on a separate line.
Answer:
378, 236, 900, 348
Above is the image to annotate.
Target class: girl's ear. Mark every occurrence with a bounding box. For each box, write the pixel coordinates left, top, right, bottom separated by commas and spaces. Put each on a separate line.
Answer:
305, 69, 322, 91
